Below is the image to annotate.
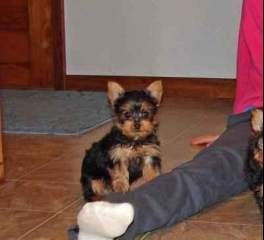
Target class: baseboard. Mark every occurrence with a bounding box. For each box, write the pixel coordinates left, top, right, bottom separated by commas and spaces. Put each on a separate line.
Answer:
65, 75, 236, 99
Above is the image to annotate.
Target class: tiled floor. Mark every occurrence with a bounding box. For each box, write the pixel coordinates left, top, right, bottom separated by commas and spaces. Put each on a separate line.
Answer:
0, 97, 262, 240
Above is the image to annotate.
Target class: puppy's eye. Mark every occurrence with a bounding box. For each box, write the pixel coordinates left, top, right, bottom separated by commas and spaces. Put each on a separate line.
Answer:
123, 112, 132, 119
141, 111, 150, 118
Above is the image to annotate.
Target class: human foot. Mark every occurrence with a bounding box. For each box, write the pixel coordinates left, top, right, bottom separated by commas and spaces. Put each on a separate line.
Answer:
78, 201, 135, 240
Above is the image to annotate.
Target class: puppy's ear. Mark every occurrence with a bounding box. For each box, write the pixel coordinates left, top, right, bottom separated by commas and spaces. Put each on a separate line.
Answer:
146, 81, 163, 105
251, 109, 263, 133
107, 82, 125, 105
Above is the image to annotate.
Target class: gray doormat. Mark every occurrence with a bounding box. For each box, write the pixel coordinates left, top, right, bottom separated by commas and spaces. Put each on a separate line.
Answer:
0, 90, 112, 135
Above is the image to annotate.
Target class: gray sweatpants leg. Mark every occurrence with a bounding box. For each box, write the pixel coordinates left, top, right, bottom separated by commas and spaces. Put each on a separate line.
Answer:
106, 111, 252, 240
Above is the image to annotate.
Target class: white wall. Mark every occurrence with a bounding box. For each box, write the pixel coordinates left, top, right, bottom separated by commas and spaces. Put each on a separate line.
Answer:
65, 0, 243, 78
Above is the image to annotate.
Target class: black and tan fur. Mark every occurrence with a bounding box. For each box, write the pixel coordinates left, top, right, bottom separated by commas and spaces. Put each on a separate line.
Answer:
248, 108, 263, 210
81, 81, 163, 201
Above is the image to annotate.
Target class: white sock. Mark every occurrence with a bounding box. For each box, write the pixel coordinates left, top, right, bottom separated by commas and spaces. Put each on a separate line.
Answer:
77, 201, 135, 240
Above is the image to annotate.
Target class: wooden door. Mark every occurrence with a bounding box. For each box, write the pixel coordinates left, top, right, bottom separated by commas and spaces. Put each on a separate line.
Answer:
0, 0, 65, 89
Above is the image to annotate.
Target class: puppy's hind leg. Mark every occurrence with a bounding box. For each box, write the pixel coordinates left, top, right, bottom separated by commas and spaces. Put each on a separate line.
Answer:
81, 176, 109, 202
91, 179, 110, 200
81, 176, 95, 201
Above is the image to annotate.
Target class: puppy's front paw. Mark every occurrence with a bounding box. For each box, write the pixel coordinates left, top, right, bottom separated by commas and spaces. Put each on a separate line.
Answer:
143, 164, 161, 182
112, 178, 130, 193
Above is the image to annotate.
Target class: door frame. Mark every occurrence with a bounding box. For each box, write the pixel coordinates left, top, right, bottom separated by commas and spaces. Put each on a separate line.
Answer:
27, 0, 66, 89
50, 0, 66, 89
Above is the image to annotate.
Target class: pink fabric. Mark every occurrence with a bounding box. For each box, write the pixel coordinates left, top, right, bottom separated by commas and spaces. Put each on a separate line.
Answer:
234, 0, 263, 113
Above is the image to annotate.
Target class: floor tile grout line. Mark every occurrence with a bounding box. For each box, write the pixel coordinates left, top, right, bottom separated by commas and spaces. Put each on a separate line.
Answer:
162, 112, 226, 147
162, 117, 207, 146
0, 207, 59, 214
5, 148, 84, 183
4, 152, 69, 182
13, 149, 78, 181
22, 180, 81, 185
18, 197, 83, 240
0, 183, 7, 191
0, 179, 26, 192
0, 178, 81, 186
0, 192, 82, 213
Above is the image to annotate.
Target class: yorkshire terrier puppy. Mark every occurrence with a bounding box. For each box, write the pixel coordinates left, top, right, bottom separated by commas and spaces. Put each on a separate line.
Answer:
248, 108, 263, 210
81, 81, 163, 201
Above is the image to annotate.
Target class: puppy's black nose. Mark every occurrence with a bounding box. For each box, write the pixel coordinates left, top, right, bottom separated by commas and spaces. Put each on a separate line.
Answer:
134, 121, 141, 130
